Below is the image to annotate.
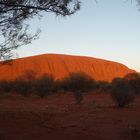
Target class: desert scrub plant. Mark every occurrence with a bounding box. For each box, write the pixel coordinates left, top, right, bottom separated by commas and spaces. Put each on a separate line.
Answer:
124, 73, 140, 81
0, 80, 13, 95
13, 79, 31, 96
111, 78, 135, 108
33, 74, 55, 98
12, 70, 37, 96
124, 73, 140, 95
53, 79, 65, 93
129, 79, 140, 95
61, 72, 97, 104
62, 72, 97, 92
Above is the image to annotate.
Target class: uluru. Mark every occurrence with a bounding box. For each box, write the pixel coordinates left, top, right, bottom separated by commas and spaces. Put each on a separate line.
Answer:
0, 54, 135, 82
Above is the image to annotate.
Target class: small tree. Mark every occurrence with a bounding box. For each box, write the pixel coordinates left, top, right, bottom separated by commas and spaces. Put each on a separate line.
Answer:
124, 73, 140, 94
124, 73, 140, 80
0, 80, 13, 95
61, 72, 97, 104
111, 78, 135, 108
0, 0, 80, 60
13, 79, 31, 96
33, 74, 55, 98
12, 70, 37, 96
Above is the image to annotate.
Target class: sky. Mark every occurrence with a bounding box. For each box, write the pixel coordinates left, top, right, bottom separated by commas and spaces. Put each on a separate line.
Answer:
17, 0, 140, 71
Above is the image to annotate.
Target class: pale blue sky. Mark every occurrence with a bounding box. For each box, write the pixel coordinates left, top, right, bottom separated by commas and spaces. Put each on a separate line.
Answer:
17, 0, 140, 71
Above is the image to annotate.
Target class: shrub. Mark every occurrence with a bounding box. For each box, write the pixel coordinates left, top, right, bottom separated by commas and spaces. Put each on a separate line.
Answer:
0, 80, 13, 95
124, 73, 140, 94
62, 72, 97, 92
128, 79, 140, 95
13, 80, 31, 96
11, 70, 37, 96
111, 78, 135, 108
53, 79, 65, 92
61, 72, 97, 104
33, 74, 55, 98
124, 73, 140, 80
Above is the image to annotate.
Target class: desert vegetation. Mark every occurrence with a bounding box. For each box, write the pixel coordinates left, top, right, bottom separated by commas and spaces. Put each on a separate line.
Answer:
0, 72, 140, 140
59, 72, 97, 104
124, 73, 140, 95
32, 74, 55, 98
0, 71, 139, 107
0, 80, 13, 95
111, 78, 135, 108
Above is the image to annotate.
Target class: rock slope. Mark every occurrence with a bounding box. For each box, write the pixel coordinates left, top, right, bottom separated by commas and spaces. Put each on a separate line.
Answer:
0, 54, 135, 82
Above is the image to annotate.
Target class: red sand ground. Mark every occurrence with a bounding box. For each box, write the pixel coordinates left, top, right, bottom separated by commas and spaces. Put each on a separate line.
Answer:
0, 54, 135, 82
0, 93, 140, 140
0, 54, 137, 140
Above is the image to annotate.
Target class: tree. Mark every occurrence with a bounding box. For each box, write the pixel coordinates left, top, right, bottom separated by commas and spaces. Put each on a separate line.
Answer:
13, 79, 31, 96
124, 73, 140, 94
0, 0, 80, 60
111, 78, 135, 108
1, 0, 140, 60
33, 74, 55, 98
124, 73, 140, 81
61, 72, 96, 104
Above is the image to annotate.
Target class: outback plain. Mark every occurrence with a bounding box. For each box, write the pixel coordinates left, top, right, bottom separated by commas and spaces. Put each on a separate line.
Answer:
0, 93, 140, 140
0, 54, 139, 140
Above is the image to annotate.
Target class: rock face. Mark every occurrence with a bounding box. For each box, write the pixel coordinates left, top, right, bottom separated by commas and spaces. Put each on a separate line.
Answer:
0, 54, 135, 82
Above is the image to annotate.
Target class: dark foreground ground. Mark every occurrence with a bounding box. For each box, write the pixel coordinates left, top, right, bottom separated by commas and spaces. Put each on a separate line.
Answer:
0, 93, 140, 140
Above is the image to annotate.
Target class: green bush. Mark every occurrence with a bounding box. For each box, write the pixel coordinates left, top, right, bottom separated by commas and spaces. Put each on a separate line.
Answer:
111, 78, 135, 108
